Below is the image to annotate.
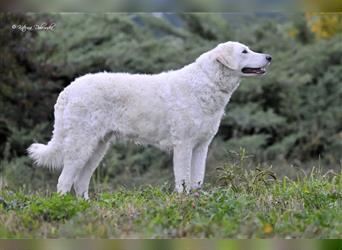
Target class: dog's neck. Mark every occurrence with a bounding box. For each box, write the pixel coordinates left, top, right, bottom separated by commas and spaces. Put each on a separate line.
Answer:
195, 52, 241, 91
184, 61, 241, 115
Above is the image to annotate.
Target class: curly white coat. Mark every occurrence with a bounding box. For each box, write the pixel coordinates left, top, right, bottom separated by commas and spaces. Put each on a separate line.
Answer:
28, 41, 271, 199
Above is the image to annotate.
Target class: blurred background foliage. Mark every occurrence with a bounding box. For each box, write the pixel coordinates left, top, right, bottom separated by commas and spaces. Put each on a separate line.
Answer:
0, 13, 341, 191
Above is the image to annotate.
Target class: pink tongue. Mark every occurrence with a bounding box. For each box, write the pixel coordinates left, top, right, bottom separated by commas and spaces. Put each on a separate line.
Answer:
245, 68, 264, 74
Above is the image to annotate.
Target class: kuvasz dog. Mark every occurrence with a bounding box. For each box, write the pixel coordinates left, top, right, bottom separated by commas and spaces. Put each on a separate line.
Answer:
28, 41, 271, 199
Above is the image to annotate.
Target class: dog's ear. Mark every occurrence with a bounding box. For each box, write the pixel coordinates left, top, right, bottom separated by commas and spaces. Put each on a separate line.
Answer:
215, 44, 239, 71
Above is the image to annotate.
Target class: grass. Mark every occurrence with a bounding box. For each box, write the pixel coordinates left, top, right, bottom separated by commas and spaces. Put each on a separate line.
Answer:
0, 163, 341, 239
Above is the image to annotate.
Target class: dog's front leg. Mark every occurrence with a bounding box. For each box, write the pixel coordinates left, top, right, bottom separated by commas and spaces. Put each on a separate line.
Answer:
173, 142, 193, 193
190, 141, 210, 190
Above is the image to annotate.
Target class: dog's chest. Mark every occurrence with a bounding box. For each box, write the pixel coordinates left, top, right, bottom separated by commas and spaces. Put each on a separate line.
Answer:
194, 111, 223, 139
171, 104, 223, 143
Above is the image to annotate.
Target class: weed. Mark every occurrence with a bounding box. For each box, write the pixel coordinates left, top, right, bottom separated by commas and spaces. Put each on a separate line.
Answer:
216, 147, 277, 193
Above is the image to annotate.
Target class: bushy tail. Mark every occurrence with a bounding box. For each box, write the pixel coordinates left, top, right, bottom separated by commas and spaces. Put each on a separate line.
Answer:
27, 142, 63, 170
28, 88, 69, 170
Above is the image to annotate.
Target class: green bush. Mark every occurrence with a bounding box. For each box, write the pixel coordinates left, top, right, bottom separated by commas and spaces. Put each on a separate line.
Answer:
0, 13, 341, 189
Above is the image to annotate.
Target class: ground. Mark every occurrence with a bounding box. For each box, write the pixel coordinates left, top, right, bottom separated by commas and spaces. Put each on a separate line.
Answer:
0, 167, 341, 238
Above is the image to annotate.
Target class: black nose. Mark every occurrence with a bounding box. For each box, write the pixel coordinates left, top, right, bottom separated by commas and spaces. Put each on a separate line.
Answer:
266, 55, 272, 62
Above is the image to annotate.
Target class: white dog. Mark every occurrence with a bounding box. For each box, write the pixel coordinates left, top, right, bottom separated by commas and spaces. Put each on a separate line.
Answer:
28, 41, 271, 199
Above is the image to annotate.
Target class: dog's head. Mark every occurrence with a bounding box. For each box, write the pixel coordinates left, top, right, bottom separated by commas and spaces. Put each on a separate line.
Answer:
211, 41, 271, 77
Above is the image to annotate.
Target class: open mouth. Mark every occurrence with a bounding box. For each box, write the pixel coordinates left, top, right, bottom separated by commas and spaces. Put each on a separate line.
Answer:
241, 67, 266, 75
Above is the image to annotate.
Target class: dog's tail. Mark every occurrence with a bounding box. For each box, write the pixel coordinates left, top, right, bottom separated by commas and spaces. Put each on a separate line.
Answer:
27, 141, 63, 170
27, 90, 68, 170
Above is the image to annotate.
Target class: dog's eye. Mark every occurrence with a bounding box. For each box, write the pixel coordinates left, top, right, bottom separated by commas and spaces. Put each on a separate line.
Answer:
242, 49, 248, 54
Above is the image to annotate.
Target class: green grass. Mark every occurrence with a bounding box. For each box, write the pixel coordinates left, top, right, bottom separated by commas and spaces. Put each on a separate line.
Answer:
0, 166, 341, 238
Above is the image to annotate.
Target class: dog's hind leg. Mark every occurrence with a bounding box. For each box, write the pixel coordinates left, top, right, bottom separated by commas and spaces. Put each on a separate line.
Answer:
57, 134, 98, 195
73, 134, 112, 199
